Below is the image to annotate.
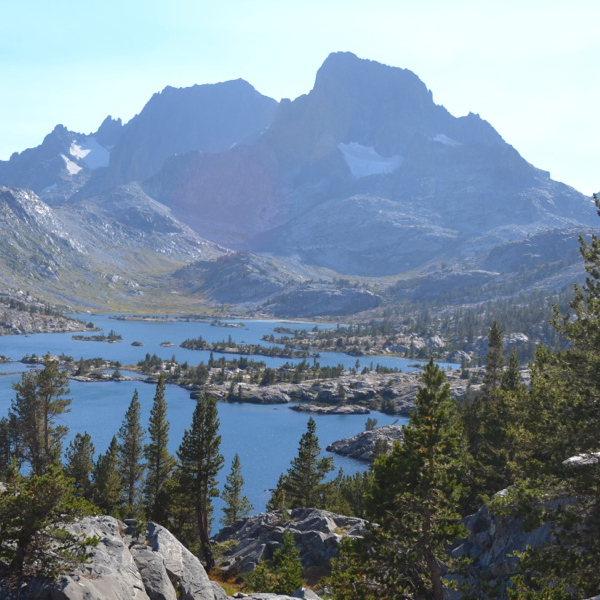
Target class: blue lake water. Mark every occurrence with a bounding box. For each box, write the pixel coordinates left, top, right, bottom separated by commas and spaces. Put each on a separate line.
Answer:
0, 314, 448, 526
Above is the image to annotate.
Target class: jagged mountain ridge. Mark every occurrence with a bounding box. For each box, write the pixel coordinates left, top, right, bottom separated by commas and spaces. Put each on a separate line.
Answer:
0, 52, 596, 314
146, 52, 596, 277
0, 118, 123, 206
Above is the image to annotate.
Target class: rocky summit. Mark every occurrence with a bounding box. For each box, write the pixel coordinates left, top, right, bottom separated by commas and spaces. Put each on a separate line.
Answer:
0, 52, 596, 314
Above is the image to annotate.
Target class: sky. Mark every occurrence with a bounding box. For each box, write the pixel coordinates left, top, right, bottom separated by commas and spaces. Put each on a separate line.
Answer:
1, 0, 598, 195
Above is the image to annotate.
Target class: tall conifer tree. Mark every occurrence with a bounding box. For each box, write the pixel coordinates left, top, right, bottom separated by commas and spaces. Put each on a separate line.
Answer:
117, 390, 145, 516
281, 417, 333, 508
64, 432, 95, 500
483, 321, 505, 393
93, 436, 122, 515
220, 453, 253, 526
176, 394, 224, 570
10, 355, 71, 475
144, 375, 175, 522
333, 359, 465, 600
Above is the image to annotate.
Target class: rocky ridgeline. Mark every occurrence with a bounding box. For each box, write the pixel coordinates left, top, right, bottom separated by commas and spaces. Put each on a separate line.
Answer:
326, 424, 404, 462
213, 508, 368, 577
205, 367, 476, 415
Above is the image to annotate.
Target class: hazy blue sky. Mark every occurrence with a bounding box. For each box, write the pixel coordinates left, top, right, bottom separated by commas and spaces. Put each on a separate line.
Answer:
2, 0, 598, 194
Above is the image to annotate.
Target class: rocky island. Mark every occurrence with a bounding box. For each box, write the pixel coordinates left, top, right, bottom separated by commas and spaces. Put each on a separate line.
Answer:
198, 367, 479, 415
326, 424, 404, 462
289, 404, 370, 415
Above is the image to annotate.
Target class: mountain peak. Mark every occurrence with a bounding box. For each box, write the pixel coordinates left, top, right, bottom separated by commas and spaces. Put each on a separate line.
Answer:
263, 52, 449, 163
106, 79, 278, 184
314, 52, 430, 100
94, 116, 123, 148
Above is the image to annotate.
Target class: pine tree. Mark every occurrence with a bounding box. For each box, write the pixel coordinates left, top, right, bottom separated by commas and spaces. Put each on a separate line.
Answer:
64, 432, 95, 500
501, 347, 524, 392
176, 394, 224, 570
334, 359, 466, 600
246, 530, 303, 594
10, 354, 71, 475
144, 375, 175, 523
220, 453, 253, 526
498, 195, 600, 598
483, 321, 505, 393
266, 474, 288, 512
550, 198, 600, 451
117, 390, 145, 516
0, 466, 97, 580
0, 415, 19, 477
93, 436, 122, 515
281, 417, 334, 508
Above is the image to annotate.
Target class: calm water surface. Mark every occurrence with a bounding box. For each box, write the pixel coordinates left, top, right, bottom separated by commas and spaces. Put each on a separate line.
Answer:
0, 314, 450, 525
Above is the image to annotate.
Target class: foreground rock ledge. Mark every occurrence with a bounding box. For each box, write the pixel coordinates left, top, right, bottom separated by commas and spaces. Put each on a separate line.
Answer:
0, 515, 328, 600
1, 516, 223, 600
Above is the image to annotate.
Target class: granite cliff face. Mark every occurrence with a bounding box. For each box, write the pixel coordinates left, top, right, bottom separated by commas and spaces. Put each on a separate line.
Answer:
0, 516, 226, 600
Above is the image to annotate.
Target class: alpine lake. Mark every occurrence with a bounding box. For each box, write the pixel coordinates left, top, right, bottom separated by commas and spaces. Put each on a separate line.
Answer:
0, 314, 457, 526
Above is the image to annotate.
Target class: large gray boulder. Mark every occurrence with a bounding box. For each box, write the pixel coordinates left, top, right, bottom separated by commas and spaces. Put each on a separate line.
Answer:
131, 545, 178, 600
146, 522, 217, 600
4, 516, 226, 600
451, 487, 578, 598
213, 509, 368, 575
452, 490, 554, 579
41, 516, 152, 600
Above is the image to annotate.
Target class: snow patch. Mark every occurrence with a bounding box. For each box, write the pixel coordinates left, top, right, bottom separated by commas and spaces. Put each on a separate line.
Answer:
70, 136, 110, 170
61, 154, 82, 175
338, 142, 403, 179
433, 134, 462, 147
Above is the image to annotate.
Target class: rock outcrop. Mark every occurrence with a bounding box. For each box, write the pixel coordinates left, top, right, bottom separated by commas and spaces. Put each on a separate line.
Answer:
326, 424, 404, 462
238, 594, 322, 600
5, 516, 227, 600
453, 490, 554, 582
450, 487, 583, 598
213, 509, 368, 576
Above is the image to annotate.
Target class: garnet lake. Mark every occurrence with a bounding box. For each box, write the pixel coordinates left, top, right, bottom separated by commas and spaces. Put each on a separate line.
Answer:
0, 314, 455, 525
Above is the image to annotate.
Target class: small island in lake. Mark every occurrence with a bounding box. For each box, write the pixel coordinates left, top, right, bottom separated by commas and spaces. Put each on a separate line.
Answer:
72, 329, 122, 343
